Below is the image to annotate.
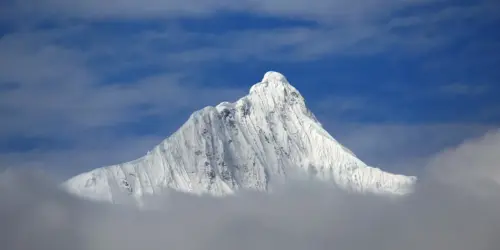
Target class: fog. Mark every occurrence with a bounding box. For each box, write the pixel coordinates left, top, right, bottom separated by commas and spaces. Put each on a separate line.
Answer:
1, 130, 500, 250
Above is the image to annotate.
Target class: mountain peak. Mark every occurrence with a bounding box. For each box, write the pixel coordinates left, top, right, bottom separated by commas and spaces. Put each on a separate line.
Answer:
64, 71, 416, 203
249, 71, 301, 100
262, 71, 288, 83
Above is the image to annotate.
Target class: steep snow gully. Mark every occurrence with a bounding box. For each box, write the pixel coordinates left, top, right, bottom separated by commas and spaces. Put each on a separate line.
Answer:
64, 71, 416, 203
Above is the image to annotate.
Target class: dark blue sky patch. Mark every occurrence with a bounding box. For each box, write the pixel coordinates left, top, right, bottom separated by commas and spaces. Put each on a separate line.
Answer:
0, 22, 15, 37
99, 65, 167, 85
0, 81, 20, 92
391, 0, 479, 19
86, 20, 169, 34
173, 12, 318, 34
0, 135, 72, 153
107, 113, 188, 138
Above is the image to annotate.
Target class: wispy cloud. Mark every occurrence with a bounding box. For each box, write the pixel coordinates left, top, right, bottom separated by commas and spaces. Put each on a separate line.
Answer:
389, 0, 500, 28
320, 122, 495, 175
439, 83, 489, 95
2, 0, 434, 21
0, 28, 246, 175
0, 28, 246, 135
4, 1, 496, 60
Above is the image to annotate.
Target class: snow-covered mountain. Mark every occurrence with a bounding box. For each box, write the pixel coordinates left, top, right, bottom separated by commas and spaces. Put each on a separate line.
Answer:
64, 71, 416, 203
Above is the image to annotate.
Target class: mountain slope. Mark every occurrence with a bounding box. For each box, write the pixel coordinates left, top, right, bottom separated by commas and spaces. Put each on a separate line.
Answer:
64, 72, 416, 202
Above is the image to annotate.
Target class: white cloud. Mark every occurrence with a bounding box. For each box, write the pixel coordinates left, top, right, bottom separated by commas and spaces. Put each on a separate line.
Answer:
426, 129, 500, 191
1, 129, 500, 250
320, 122, 495, 175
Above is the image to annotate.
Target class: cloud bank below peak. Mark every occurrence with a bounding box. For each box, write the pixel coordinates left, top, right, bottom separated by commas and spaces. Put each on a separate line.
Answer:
1, 129, 500, 250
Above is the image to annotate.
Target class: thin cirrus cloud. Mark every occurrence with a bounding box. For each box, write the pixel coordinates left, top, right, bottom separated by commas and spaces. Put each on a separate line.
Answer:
438, 83, 489, 96
0, 28, 246, 176
3, 0, 435, 21
0, 29, 246, 137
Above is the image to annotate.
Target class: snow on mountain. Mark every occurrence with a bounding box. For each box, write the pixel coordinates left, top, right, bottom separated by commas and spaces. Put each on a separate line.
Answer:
64, 71, 416, 203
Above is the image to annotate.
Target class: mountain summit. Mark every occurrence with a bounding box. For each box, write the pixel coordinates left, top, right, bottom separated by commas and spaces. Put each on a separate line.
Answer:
64, 71, 416, 203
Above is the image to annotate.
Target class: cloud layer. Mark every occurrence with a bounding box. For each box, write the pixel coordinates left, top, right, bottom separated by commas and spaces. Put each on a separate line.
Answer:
1, 130, 500, 250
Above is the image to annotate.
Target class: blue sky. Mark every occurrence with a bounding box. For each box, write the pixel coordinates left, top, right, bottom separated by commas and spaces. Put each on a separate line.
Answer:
0, 0, 499, 179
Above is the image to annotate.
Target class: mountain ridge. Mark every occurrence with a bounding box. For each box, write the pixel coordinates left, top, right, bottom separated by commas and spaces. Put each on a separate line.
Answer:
64, 71, 416, 203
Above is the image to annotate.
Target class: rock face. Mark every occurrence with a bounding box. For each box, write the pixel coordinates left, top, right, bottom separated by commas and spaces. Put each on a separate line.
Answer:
64, 71, 416, 203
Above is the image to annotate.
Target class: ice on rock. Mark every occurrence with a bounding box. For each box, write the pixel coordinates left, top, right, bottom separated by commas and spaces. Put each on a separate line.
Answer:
250, 71, 293, 96
262, 71, 288, 83
64, 72, 417, 203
